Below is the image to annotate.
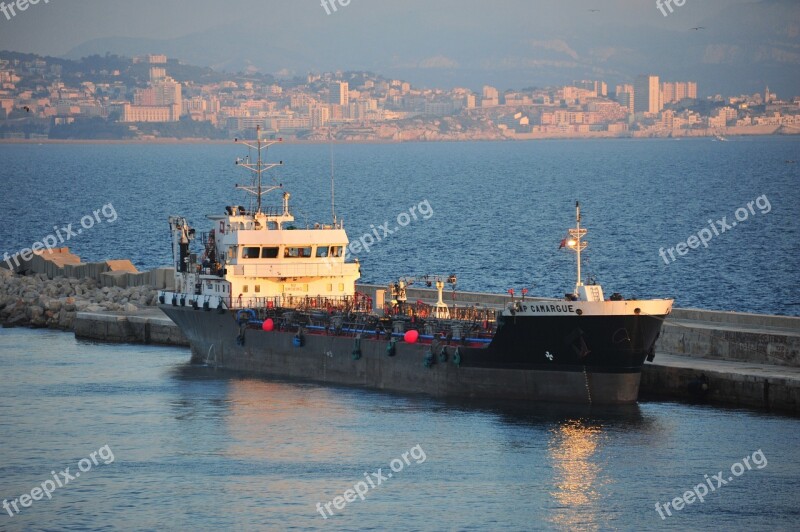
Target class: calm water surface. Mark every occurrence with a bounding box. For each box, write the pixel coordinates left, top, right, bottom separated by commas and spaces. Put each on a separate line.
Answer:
1, 328, 798, 531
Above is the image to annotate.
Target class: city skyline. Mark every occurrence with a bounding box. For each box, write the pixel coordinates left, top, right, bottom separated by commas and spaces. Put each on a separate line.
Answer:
1, 50, 796, 142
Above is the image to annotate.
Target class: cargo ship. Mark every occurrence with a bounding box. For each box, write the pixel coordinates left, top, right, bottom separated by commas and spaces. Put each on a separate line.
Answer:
159, 128, 673, 404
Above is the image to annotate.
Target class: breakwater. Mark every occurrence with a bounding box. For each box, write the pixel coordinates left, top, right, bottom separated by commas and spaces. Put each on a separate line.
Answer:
0, 247, 170, 329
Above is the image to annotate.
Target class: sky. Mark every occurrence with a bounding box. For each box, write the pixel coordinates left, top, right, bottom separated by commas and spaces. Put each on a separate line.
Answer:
0, 0, 798, 96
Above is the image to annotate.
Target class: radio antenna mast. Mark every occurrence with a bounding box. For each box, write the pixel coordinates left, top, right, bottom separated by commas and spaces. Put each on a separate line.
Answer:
234, 125, 283, 214
328, 85, 337, 226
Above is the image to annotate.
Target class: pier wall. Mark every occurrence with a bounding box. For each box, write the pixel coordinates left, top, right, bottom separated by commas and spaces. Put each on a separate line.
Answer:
74, 309, 188, 346
640, 358, 799, 414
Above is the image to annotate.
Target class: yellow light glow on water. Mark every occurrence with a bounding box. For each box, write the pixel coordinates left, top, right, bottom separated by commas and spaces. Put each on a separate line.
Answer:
547, 419, 608, 530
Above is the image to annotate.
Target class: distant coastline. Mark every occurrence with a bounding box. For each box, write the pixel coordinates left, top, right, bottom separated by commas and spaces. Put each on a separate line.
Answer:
0, 127, 796, 145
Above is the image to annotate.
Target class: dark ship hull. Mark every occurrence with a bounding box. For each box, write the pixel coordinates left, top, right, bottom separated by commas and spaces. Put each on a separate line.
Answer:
161, 304, 668, 405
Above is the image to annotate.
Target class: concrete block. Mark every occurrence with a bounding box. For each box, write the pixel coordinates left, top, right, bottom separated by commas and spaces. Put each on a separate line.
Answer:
105, 260, 138, 273
74, 312, 137, 343
151, 268, 174, 289
87, 262, 110, 281
125, 272, 149, 287
64, 263, 88, 279
100, 271, 129, 288
164, 269, 175, 290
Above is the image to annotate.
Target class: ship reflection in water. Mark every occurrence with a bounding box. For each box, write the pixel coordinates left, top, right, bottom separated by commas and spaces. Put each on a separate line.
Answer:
223, 379, 361, 464
547, 419, 608, 530
168, 370, 367, 465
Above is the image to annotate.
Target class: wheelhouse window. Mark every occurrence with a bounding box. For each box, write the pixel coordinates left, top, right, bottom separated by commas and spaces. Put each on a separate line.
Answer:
315, 246, 343, 258
261, 247, 279, 259
242, 247, 260, 259
285, 246, 312, 258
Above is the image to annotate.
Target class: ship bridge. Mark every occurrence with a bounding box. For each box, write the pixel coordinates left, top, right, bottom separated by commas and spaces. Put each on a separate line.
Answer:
167, 127, 361, 311
209, 223, 360, 307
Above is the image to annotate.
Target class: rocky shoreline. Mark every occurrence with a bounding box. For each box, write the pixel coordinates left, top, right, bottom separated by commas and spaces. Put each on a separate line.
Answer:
0, 267, 159, 330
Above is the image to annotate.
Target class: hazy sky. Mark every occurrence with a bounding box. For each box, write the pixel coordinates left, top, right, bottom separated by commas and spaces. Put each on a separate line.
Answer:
0, 0, 797, 95
0, 0, 756, 55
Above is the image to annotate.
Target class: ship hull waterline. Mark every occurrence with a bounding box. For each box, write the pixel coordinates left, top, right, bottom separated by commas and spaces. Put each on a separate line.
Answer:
160, 305, 667, 405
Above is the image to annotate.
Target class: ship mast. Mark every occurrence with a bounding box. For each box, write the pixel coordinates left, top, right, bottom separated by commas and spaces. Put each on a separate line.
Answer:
234, 125, 283, 214
566, 201, 588, 294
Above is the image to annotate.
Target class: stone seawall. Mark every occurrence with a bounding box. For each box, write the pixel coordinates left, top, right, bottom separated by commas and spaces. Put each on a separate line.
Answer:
0, 266, 160, 330
0, 247, 175, 332
659, 309, 800, 368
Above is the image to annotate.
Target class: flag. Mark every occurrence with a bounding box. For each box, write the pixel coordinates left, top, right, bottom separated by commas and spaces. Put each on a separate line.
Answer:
559, 238, 567, 249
